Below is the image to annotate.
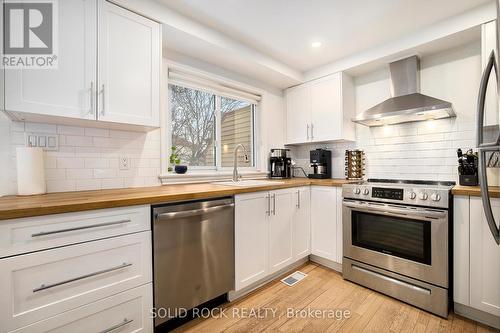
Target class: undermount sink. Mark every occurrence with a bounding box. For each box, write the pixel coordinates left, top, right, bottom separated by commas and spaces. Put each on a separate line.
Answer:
213, 180, 285, 187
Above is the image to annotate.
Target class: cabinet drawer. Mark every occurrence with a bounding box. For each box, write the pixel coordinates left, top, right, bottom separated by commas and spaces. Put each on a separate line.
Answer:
10, 283, 153, 333
0, 232, 152, 331
0, 205, 150, 258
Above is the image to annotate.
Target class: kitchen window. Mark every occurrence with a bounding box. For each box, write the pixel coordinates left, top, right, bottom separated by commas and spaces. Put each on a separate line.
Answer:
168, 83, 257, 170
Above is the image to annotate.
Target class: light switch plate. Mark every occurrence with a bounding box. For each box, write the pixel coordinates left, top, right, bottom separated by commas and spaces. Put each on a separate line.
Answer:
119, 156, 130, 170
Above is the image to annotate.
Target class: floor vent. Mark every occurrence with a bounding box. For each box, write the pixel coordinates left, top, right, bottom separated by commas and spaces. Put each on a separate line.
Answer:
281, 271, 307, 286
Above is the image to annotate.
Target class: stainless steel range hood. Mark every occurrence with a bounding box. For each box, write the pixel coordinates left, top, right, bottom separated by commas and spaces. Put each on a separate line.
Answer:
352, 56, 455, 127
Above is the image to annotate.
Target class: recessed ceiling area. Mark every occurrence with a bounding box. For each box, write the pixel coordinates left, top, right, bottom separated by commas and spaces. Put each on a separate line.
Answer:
157, 0, 492, 88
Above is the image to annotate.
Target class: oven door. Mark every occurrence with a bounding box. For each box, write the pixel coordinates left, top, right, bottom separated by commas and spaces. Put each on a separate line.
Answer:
343, 199, 448, 288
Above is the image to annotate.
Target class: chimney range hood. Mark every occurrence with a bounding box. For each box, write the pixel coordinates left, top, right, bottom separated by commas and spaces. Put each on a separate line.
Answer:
352, 56, 455, 127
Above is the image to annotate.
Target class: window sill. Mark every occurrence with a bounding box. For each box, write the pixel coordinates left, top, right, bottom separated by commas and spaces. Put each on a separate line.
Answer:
159, 170, 268, 185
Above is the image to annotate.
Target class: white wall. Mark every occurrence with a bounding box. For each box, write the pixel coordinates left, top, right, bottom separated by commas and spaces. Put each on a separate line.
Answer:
355, 41, 480, 182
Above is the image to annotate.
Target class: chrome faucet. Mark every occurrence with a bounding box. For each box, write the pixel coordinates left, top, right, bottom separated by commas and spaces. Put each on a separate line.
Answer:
233, 144, 249, 182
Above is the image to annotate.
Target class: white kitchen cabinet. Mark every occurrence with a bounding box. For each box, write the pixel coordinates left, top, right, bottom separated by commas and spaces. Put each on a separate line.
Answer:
3, 0, 161, 131
481, 20, 499, 129
4, 0, 96, 121
234, 191, 270, 291
269, 189, 294, 273
285, 72, 355, 144
10, 283, 153, 333
470, 196, 500, 317
292, 187, 311, 260
97, 0, 160, 127
0, 231, 152, 331
286, 85, 311, 144
235, 187, 307, 291
310, 186, 338, 261
453, 196, 470, 307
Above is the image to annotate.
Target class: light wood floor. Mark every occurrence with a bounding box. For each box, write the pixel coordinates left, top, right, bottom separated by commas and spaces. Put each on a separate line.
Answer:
173, 263, 499, 333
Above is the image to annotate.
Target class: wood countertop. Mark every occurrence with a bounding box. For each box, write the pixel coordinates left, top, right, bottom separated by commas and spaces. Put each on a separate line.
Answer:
451, 185, 500, 198
0, 178, 356, 220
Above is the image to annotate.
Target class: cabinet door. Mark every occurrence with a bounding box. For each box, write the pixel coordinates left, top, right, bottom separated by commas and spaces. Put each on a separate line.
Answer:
310, 74, 342, 142
97, 0, 160, 127
292, 187, 311, 260
453, 196, 470, 306
234, 192, 269, 291
269, 189, 294, 273
335, 187, 343, 263
285, 85, 310, 144
470, 197, 500, 316
310, 187, 337, 260
5, 0, 96, 120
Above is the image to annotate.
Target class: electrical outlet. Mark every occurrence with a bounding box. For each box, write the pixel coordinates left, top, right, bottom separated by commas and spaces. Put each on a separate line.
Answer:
119, 156, 130, 170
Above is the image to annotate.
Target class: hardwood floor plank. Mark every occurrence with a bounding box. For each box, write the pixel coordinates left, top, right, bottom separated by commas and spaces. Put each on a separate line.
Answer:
172, 264, 499, 333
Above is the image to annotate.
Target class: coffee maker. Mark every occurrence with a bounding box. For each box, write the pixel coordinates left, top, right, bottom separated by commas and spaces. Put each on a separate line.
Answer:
269, 149, 292, 179
308, 149, 332, 179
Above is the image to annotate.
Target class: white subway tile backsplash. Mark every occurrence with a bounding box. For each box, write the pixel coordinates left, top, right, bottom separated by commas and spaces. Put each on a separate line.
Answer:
57, 157, 84, 169
93, 168, 117, 179
57, 125, 85, 136
8, 123, 162, 193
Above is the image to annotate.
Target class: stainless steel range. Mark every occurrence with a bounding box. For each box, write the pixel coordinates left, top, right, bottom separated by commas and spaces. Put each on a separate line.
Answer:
342, 179, 454, 318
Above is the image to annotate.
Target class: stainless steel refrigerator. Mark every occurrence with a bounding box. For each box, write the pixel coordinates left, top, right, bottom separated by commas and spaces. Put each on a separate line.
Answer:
477, 1, 500, 245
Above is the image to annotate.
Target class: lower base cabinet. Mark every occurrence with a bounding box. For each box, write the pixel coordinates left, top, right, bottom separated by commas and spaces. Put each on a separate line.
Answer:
234, 185, 343, 292
9, 284, 153, 333
235, 187, 311, 291
454, 195, 500, 326
311, 186, 342, 264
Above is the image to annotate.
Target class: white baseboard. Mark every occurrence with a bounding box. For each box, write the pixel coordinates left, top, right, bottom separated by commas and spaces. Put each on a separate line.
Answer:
454, 303, 500, 330
228, 257, 309, 302
309, 254, 342, 273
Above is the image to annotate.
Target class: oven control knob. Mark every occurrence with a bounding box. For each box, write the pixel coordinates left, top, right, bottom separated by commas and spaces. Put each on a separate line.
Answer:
409, 192, 417, 200
431, 193, 441, 202
353, 188, 361, 195
419, 192, 428, 200
362, 188, 370, 196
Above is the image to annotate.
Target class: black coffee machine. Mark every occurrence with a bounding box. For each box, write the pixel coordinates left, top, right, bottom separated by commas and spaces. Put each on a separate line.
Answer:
308, 149, 332, 179
269, 149, 292, 179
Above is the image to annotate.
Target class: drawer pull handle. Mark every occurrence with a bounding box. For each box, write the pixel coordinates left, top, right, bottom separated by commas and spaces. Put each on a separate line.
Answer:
31, 219, 132, 237
99, 318, 134, 333
33, 262, 132, 293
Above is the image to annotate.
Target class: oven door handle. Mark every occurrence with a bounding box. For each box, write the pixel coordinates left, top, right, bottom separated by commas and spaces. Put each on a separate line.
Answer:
343, 201, 447, 220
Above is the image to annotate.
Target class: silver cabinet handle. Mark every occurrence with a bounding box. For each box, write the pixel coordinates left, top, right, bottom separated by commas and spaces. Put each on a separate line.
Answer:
100, 84, 106, 116
306, 124, 310, 140
296, 190, 301, 209
272, 194, 276, 215
99, 318, 134, 333
156, 204, 234, 220
311, 124, 314, 140
265, 194, 271, 216
33, 262, 132, 293
31, 219, 132, 237
89, 81, 95, 116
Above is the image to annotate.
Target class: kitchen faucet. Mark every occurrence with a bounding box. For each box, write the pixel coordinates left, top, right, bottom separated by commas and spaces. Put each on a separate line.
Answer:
233, 144, 249, 182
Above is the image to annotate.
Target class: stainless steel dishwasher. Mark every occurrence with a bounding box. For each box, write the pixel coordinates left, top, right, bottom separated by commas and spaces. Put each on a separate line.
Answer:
152, 197, 235, 327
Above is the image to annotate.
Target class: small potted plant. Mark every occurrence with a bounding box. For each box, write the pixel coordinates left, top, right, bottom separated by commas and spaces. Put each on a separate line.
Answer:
168, 146, 187, 174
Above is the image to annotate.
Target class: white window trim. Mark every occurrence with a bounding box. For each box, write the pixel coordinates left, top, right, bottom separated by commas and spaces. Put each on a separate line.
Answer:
160, 61, 265, 184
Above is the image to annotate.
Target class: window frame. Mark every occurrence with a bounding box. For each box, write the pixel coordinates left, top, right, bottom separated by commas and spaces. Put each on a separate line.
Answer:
167, 82, 259, 172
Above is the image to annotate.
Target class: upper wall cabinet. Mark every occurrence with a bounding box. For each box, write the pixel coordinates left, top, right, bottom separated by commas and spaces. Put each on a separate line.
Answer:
285, 72, 355, 145
3, 0, 161, 131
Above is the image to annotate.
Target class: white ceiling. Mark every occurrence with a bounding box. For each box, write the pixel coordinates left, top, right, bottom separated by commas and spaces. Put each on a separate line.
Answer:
159, 0, 489, 73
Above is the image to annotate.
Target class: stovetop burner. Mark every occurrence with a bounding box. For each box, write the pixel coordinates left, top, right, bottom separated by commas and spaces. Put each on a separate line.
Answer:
367, 179, 456, 187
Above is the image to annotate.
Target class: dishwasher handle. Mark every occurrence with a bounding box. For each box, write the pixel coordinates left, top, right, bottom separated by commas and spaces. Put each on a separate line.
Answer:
155, 203, 234, 220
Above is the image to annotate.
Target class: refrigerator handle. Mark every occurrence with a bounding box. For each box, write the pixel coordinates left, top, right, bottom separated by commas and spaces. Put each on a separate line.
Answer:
476, 50, 497, 148
478, 149, 500, 245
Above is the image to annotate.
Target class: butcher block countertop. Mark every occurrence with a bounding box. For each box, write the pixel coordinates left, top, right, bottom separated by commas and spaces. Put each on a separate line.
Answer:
451, 185, 500, 198
0, 178, 355, 220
